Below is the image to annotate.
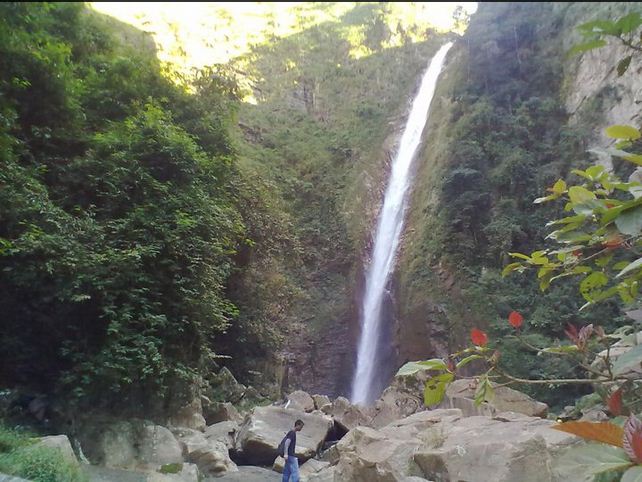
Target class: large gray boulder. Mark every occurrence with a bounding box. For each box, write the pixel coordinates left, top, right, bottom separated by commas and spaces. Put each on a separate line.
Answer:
333, 425, 424, 481
440, 379, 548, 418
287, 391, 315, 412
312, 395, 331, 412
329, 408, 579, 482
138, 425, 183, 468
413, 412, 577, 482
300, 459, 331, 481
236, 406, 333, 465
173, 428, 237, 476
81, 420, 138, 467
80, 421, 182, 469
305, 466, 336, 482
322, 396, 372, 431
168, 398, 206, 431
204, 421, 238, 450
203, 401, 242, 424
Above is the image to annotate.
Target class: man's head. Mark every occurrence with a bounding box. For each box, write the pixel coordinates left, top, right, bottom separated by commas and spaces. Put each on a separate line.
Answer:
294, 419, 304, 432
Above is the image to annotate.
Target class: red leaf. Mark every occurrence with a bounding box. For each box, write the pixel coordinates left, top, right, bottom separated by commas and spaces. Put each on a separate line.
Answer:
607, 387, 624, 416
471, 328, 488, 347
508, 311, 523, 328
623, 415, 642, 463
603, 235, 623, 249
552, 421, 624, 447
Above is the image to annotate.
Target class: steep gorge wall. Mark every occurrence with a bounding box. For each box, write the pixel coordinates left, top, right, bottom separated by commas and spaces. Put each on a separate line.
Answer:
393, 2, 642, 406
221, 5, 455, 397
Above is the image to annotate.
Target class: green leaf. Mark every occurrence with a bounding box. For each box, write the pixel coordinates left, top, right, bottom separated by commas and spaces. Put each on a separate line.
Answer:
622, 466, 642, 482
595, 253, 614, 268
569, 186, 597, 205
617, 258, 642, 278
577, 19, 621, 35
617, 55, 633, 77
567, 39, 607, 56
534, 194, 559, 204
612, 343, 642, 376
580, 272, 609, 301
538, 345, 579, 355
547, 214, 587, 226
625, 154, 642, 166
502, 262, 523, 277
605, 125, 641, 141
456, 354, 484, 369
615, 206, 642, 235
554, 444, 632, 480
586, 165, 606, 179
474, 375, 494, 406
396, 359, 447, 376
616, 12, 642, 34
509, 252, 531, 261
424, 373, 454, 406
552, 179, 567, 194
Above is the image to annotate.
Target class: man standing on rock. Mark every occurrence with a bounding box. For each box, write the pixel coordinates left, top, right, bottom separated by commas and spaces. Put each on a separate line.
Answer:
282, 419, 304, 482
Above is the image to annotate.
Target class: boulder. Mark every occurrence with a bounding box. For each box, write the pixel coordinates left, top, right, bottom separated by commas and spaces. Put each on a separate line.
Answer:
369, 386, 425, 429
413, 412, 578, 482
299, 459, 330, 480
203, 401, 242, 424
36, 435, 78, 466
138, 425, 183, 468
306, 466, 336, 482
323, 396, 372, 431
204, 421, 238, 450
440, 379, 548, 418
168, 398, 206, 431
333, 426, 423, 481
595, 331, 642, 379
214, 368, 247, 404
272, 455, 285, 473
329, 408, 579, 481
173, 427, 237, 476
312, 395, 331, 411
236, 406, 333, 465
81, 420, 138, 468
287, 391, 315, 412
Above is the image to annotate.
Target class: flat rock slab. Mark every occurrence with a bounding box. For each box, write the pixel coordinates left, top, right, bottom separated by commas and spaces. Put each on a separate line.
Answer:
204, 466, 280, 481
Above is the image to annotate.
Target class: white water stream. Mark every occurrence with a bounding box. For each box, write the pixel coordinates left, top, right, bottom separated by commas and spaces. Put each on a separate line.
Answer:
351, 42, 453, 405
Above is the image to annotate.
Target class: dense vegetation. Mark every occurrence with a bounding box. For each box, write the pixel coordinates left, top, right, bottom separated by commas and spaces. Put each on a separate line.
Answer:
0, 2, 246, 415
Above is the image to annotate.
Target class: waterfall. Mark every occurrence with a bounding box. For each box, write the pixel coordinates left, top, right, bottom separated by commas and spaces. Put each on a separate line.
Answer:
351, 42, 453, 405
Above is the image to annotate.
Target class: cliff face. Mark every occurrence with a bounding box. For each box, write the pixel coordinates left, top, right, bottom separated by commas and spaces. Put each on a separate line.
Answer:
392, 2, 641, 406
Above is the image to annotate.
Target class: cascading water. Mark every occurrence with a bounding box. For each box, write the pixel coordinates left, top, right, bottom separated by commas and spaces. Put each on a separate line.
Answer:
351, 42, 453, 405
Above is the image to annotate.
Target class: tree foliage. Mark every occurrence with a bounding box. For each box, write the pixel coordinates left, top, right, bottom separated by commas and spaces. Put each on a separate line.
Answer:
0, 2, 246, 414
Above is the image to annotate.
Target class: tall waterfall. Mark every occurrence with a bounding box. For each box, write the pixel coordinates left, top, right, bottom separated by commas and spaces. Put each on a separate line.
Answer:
351, 42, 453, 405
